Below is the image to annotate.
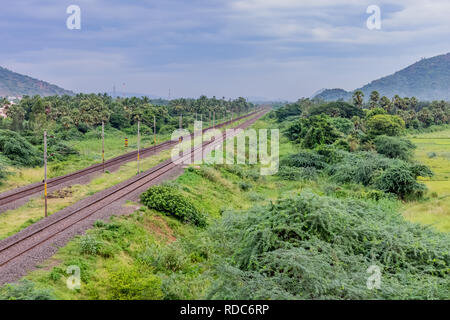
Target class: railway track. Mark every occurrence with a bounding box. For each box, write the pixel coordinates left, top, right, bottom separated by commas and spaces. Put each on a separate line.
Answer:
0, 110, 261, 212
0, 109, 268, 280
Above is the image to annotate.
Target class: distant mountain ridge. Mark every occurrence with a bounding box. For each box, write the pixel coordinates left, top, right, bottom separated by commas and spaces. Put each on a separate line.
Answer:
0, 66, 73, 97
314, 53, 450, 102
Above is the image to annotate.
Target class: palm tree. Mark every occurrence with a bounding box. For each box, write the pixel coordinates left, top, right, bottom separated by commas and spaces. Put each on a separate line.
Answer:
380, 96, 393, 113
352, 90, 364, 109
369, 91, 380, 109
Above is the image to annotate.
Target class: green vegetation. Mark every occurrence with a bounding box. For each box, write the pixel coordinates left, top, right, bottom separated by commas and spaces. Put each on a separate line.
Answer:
0, 129, 42, 167
1, 98, 449, 301
208, 192, 449, 299
374, 135, 416, 161
0, 114, 446, 301
0, 94, 256, 190
140, 185, 207, 227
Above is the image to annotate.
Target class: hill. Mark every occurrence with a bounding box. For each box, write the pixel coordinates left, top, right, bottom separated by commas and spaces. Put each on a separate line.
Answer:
315, 53, 450, 101
0, 66, 73, 97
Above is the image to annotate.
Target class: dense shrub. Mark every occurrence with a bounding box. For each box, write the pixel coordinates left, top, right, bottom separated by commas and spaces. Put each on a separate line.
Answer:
274, 103, 302, 121
329, 117, 355, 135
207, 192, 450, 300
315, 145, 344, 164
278, 166, 317, 181
48, 142, 79, 161
374, 165, 427, 200
140, 186, 207, 227
374, 136, 416, 161
285, 115, 342, 148
366, 114, 405, 136
104, 266, 163, 300
280, 150, 328, 170
0, 129, 42, 167
326, 151, 431, 199
0, 280, 55, 300
79, 235, 101, 255
239, 181, 253, 191
137, 244, 188, 273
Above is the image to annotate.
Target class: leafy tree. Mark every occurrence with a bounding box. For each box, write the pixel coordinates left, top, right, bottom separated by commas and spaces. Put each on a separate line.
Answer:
308, 101, 364, 119
393, 95, 408, 111
417, 107, 434, 127
6, 104, 26, 131
380, 96, 393, 114
352, 90, 364, 109
366, 107, 387, 118
369, 91, 380, 109
286, 115, 342, 148
366, 114, 405, 136
374, 135, 416, 161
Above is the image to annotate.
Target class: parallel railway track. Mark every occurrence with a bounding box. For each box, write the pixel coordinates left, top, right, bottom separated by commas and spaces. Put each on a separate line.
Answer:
0, 110, 261, 211
0, 109, 268, 274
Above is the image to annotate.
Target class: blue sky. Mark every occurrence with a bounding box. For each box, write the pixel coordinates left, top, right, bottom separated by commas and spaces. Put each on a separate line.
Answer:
2, 0, 450, 100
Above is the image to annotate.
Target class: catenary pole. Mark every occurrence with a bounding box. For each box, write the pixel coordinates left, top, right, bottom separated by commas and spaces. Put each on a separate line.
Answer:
44, 131, 48, 218
102, 121, 105, 172
137, 120, 140, 174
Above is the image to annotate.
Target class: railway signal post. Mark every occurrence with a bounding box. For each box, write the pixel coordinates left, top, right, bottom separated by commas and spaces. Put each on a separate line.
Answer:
44, 131, 48, 218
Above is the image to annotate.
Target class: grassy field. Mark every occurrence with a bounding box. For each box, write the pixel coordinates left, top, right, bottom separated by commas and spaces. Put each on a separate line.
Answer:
403, 129, 450, 232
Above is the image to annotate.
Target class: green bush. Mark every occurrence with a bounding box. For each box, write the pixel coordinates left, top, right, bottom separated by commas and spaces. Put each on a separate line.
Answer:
315, 145, 343, 164
140, 185, 207, 227
327, 151, 431, 199
366, 114, 405, 136
374, 135, 416, 161
0, 129, 42, 167
329, 117, 355, 135
207, 192, 450, 300
79, 235, 101, 255
332, 138, 351, 151
105, 266, 163, 300
137, 244, 188, 273
374, 165, 427, 200
48, 142, 79, 161
278, 166, 317, 181
285, 115, 342, 147
280, 150, 328, 170
239, 181, 253, 191
0, 280, 55, 300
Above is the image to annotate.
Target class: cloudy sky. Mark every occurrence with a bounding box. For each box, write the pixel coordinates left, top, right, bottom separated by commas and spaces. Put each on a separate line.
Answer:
1, 0, 450, 100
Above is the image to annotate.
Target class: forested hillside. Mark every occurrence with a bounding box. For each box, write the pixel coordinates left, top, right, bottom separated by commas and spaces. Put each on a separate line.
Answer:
315, 53, 450, 101
0, 67, 73, 97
